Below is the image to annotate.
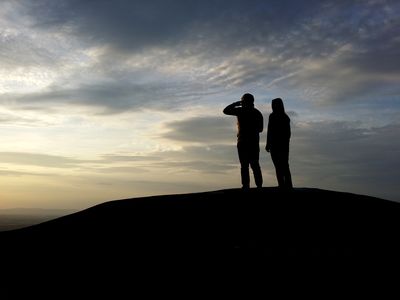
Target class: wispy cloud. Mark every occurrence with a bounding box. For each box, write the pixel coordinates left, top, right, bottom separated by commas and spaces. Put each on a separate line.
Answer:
163, 116, 235, 143
290, 121, 400, 200
0, 152, 90, 168
1, 0, 398, 112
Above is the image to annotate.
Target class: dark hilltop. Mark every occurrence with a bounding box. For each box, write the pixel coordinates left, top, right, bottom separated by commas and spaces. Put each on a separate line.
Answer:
2, 187, 400, 295
2, 187, 399, 257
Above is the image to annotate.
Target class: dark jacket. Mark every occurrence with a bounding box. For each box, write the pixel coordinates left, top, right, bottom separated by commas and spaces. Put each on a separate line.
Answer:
223, 103, 263, 143
266, 99, 291, 150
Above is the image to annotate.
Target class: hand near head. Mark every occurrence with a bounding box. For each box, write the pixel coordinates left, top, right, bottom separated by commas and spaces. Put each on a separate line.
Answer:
234, 101, 242, 106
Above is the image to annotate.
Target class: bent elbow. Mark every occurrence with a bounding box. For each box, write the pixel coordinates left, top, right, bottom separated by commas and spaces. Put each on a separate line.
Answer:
223, 108, 233, 115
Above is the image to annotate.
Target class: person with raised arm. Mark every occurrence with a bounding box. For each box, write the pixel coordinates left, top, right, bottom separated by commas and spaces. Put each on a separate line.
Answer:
223, 93, 264, 189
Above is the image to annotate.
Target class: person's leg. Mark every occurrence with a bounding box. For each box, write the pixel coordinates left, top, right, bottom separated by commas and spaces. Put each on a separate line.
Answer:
249, 144, 262, 188
285, 167, 293, 189
271, 152, 284, 188
238, 144, 250, 189
250, 162, 263, 188
282, 149, 293, 189
283, 162, 293, 189
241, 167, 250, 189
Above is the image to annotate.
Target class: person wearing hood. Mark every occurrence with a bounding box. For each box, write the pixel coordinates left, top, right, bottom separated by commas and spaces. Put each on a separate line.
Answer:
224, 93, 263, 189
265, 98, 293, 189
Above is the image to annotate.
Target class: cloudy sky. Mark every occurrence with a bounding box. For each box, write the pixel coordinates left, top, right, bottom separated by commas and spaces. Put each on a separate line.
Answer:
0, 0, 399, 209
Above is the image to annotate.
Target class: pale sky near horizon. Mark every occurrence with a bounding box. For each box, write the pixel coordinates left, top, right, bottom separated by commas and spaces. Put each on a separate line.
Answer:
0, 0, 399, 209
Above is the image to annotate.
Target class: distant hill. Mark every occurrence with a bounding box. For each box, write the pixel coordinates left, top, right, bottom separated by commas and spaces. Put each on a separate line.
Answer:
0, 188, 400, 296
0, 208, 75, 216
0, 208, 76, 231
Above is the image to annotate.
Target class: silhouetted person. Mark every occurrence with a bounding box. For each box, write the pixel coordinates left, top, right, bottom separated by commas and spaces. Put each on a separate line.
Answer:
265, 98, 293, 189
223, 93, 263, 189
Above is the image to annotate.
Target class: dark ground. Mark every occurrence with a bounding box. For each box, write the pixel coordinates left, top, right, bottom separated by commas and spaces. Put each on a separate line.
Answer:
2, 187, 399, 296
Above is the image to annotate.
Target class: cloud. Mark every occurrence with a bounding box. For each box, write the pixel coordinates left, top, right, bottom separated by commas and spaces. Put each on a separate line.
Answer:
153, 144, 238, 173
0, 169, 55, 177
92, 166, 150, 174
163, 116, 236, 143
0, 112, 48, 126
0, 78, 218, 114
290, 121, 400, 201
0, 29, 56, 69
21, 0, 203, 51
155, 160, 235, 174
100, 154, 162, 163
276, 40, 400, 104
1, 0, 397, 115
99, 144, 238, 175
21, 0, 325, 52
0, 152, 90, 168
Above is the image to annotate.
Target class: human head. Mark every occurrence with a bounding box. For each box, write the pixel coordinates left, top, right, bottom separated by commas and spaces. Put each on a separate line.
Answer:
271, 98, 285, 113
241, 93, 254, 108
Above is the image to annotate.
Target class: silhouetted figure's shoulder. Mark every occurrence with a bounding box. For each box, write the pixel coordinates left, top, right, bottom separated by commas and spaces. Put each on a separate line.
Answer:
252, 108, 264, 124
254, 107, 263, 117
268, 112, 291, 141
269, 111, 290, 123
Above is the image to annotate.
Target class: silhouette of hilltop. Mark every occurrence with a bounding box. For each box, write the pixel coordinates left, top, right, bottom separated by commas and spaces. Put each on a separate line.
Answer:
2, 187, 400, 295
2, 187, 400, 256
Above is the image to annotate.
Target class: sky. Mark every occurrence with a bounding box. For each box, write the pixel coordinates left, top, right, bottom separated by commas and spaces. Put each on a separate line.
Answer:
0, 0, 399, 209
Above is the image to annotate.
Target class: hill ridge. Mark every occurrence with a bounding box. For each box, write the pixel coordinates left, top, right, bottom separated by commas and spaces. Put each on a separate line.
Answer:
2, 186, 400, 294
2, 187, 399, 255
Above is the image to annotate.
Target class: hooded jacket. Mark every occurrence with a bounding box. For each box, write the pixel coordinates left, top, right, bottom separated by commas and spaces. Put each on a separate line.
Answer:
223, 103, 263, 144
266, 98, 291, 150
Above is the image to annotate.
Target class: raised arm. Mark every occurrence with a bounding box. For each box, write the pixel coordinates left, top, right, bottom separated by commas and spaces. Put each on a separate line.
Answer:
223, 101, 242, 115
